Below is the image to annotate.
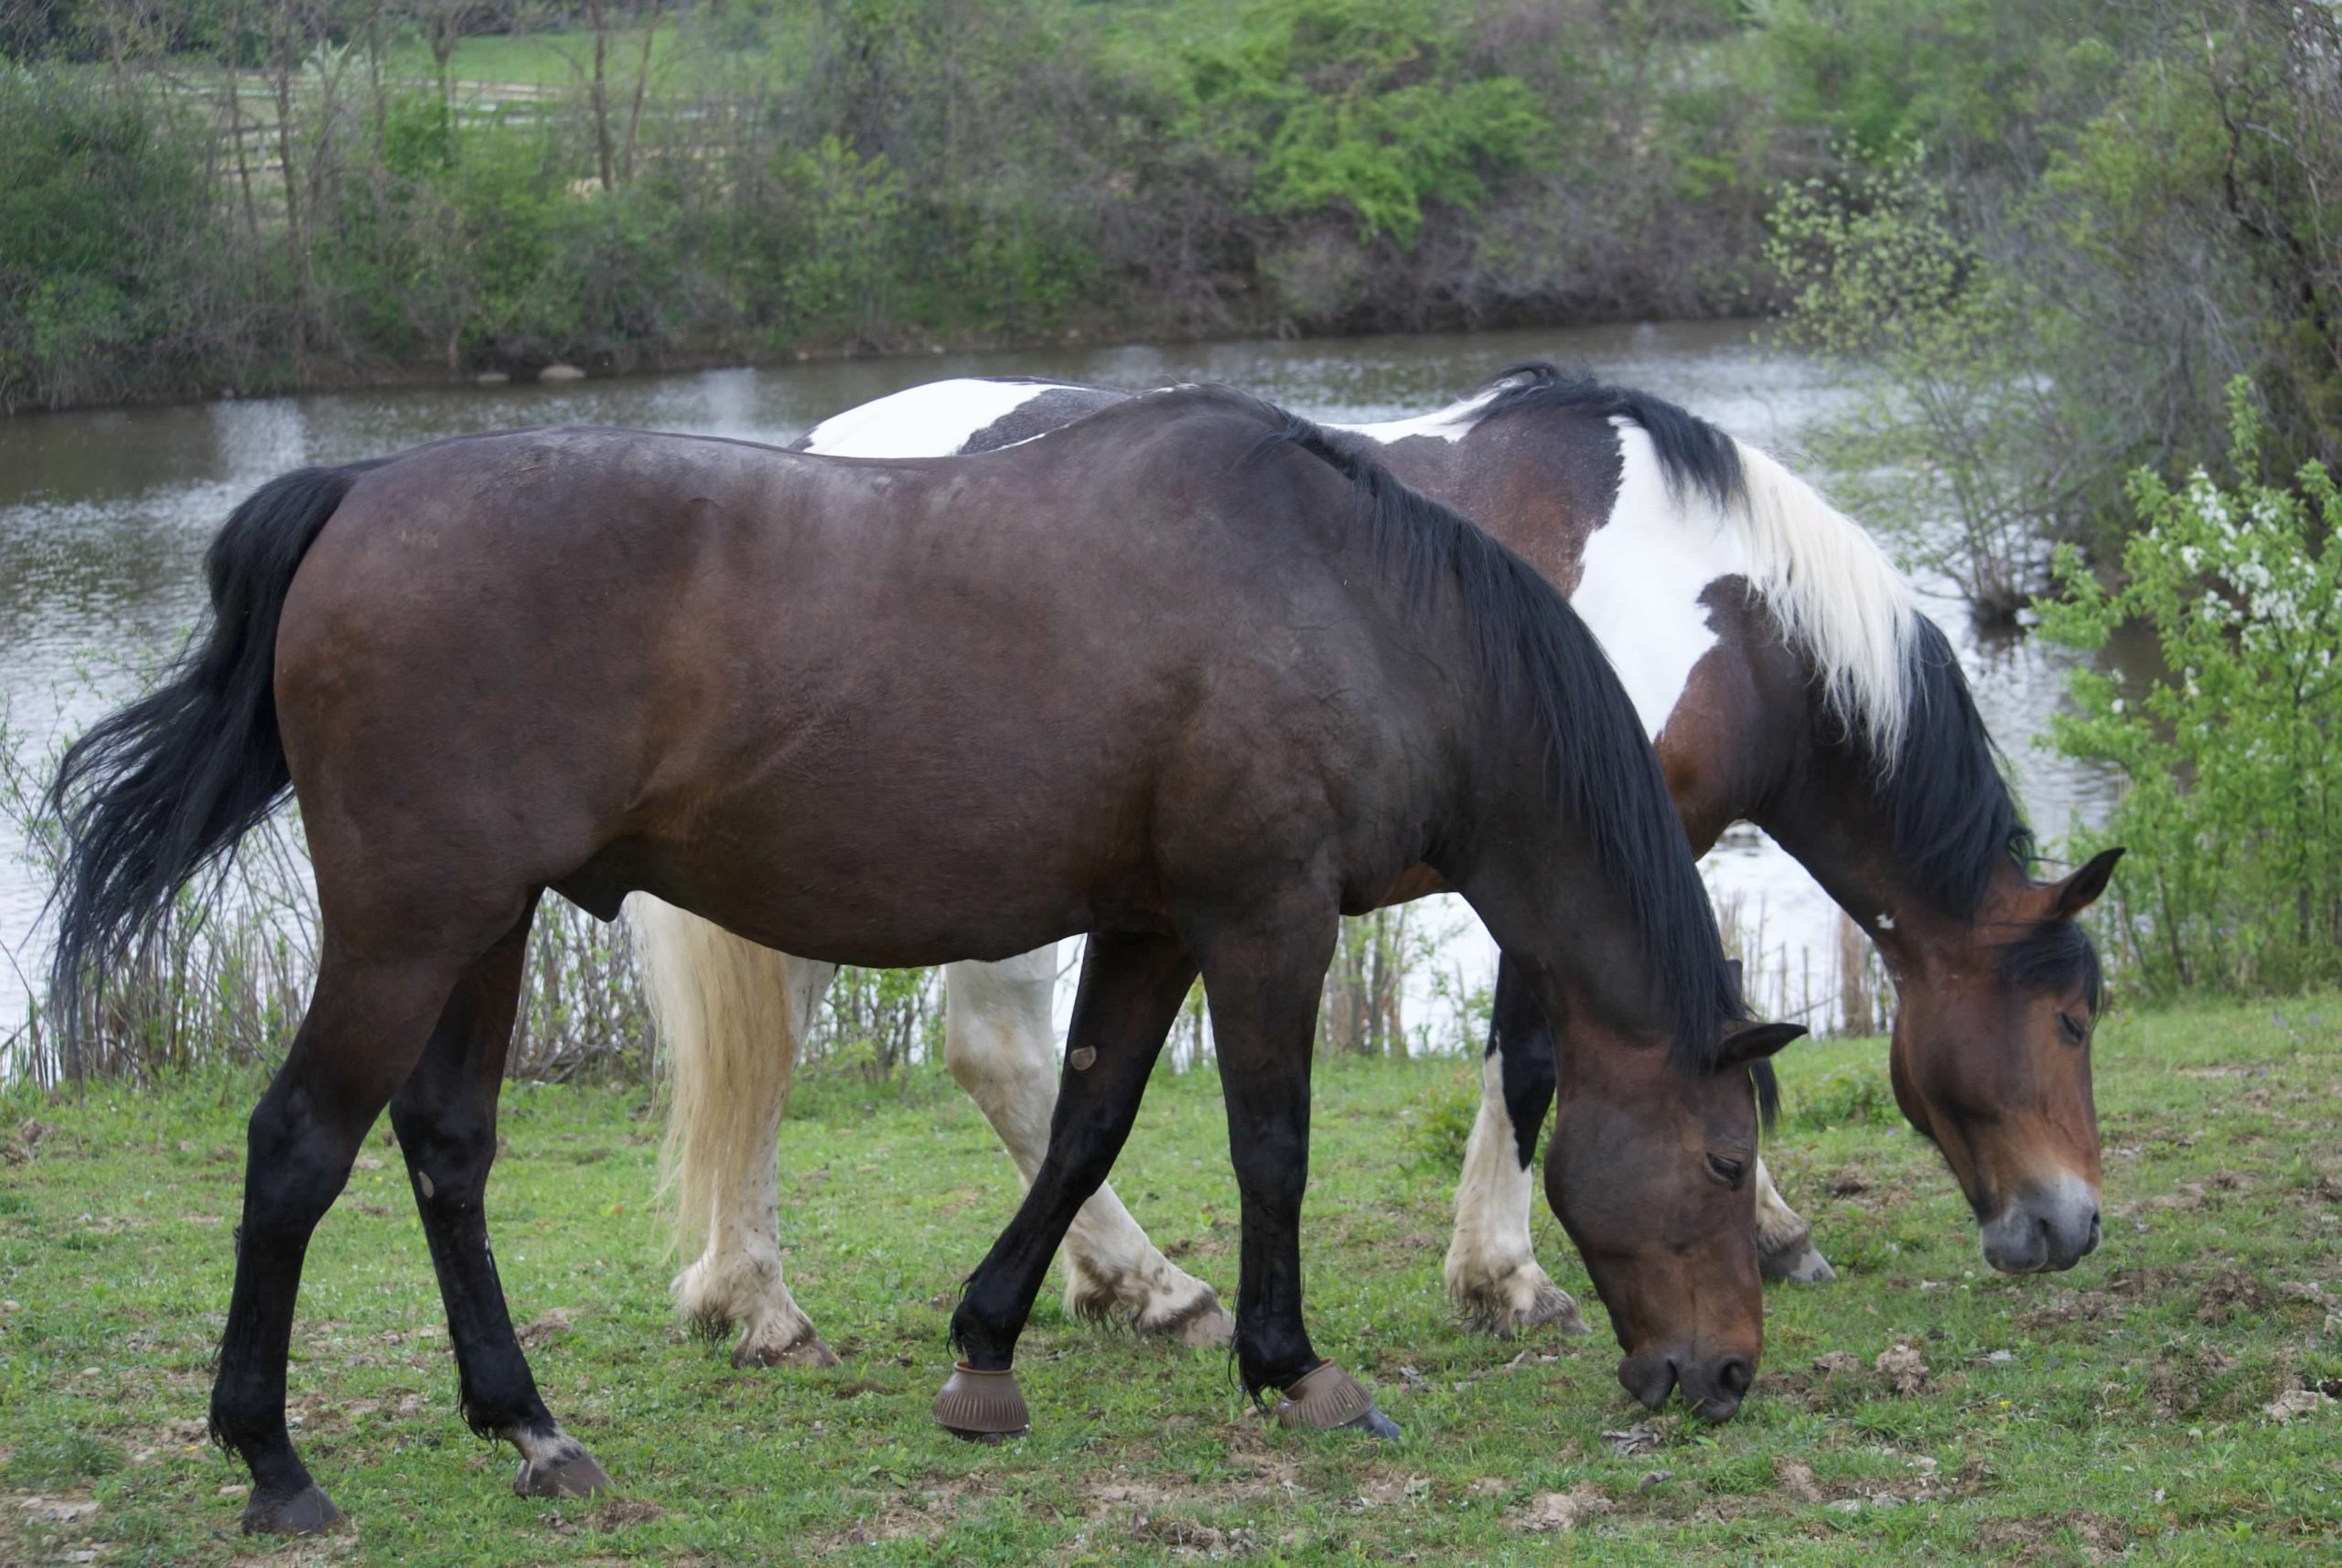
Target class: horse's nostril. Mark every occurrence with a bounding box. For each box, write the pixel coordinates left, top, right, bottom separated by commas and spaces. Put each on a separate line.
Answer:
2085, 1208, 2102, 1251
1715, 1358, 1754, 1398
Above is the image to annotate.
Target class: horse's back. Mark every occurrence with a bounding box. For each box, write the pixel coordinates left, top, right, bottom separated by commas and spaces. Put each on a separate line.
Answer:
272, 409, 1447, 964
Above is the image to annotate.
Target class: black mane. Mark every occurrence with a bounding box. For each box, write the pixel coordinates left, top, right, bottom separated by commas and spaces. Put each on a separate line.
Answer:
1875, 618, 2036, 918
1474, 362, 1746, 511
1213, 389, 1746, 1072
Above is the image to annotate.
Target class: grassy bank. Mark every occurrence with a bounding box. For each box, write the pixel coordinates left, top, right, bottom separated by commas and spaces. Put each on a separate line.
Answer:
3, 997, 2338, 1563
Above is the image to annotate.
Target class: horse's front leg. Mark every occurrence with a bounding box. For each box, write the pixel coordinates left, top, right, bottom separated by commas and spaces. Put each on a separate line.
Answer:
1755, 1156, 1835, 1283
938, 933, 1198, 1438
1445, 954, 1590, 1336
944, 948, 1232, 1345
1199, 913, 1397, 1439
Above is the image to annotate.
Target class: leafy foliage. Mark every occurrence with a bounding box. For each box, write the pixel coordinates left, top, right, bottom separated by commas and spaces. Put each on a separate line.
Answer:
2036, 380, 2342, 997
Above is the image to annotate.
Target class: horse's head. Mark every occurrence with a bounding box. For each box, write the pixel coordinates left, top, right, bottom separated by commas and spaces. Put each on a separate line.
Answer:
1885, 847, 2122, 1273
1542, 1010, 1804, 1423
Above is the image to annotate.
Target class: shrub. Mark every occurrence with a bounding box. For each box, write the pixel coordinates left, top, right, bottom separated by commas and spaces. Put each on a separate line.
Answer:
2036, 379, 2341, 997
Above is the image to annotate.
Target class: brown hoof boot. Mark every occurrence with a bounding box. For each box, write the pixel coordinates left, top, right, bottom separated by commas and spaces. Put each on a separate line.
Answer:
932, 1362, 1029, 1442
1273, 1362, 1400, 1438
242, 1483, 344, 1535
736, 1332, 842, 1369
515, 1443, 614, 1499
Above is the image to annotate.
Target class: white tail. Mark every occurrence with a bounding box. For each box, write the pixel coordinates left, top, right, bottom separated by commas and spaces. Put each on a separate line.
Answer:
634, 895, 812, 1267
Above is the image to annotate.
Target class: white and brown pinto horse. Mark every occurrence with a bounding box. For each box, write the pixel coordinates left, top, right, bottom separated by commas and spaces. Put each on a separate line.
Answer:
645, 367, 2121, 1367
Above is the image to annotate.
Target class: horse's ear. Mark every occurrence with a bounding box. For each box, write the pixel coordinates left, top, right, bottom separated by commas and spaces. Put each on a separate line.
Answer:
2049, 847, 2124, 921
1719, 1019, 1805, 1066
1724, 956, 1745, 1005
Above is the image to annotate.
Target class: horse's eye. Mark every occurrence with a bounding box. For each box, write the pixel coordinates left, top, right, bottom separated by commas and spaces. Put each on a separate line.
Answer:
2057, 1012, 2087, 1045
1706, 1154, 1746, 1187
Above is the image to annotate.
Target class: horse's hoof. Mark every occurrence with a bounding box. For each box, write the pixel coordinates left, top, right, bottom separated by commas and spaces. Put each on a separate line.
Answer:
735, 1330, 841, 1369
932, 1362, 1029, 1441
1515, 1283, 1592, 1337
1761, 1238, 1836, 1284
1146, 1294, 1236, 1348
515, 1444, 614, 1499
241, 1483, 344, 1535
1273, 1361, 1391, 1435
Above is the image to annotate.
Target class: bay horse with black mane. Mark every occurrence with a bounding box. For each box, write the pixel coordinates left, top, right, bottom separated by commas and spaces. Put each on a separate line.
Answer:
48, 387, 1796, 1533
647, 365, 2121, 1376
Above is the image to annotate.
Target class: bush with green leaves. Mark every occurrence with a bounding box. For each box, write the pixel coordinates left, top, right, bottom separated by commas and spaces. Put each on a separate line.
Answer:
2036, 378, 2340, 998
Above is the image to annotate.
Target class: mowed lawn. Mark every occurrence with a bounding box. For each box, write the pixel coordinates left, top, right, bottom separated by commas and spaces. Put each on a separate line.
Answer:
3, 998, 2338, 1565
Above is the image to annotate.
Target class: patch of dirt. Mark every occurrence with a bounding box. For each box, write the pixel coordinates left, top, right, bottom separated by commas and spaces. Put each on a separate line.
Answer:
582, 1498, 663, 1529
2196, 1267, 2271, 1324
1601, 1423, 1666, 1455
2015, 1290, 2124, 1329
1772, 1455, 1823, 1502
1810, 1351, 1863, 1375
1516, 1484, 1610, 1532
517, 1308, 576, 1349
1976, 1510, 2133, 1565
1823, 1171, 1872, 1197
1875, 1342, 1929, 1396
2144, 1342, 2237, 1419
14, 1495, 101, 1524
2264, 1387, 2337, 1423
2, 1121, 54, 1165
1133, 1513, 1252, 1552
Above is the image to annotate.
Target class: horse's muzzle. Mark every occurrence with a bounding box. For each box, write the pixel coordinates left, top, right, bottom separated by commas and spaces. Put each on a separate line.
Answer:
1980, 1174, 2101, 1273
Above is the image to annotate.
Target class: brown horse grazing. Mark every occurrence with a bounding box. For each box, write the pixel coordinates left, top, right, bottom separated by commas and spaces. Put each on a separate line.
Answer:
48, 388, 1796, 1533
648, 367, 2121, 1368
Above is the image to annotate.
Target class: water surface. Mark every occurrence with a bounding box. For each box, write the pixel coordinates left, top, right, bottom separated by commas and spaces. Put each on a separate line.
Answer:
0, 323, 2114, 1038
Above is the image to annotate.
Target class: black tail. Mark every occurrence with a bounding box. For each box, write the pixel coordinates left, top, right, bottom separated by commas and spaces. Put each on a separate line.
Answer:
45, 463, 372, 1065
1241, 400, 1744, 1071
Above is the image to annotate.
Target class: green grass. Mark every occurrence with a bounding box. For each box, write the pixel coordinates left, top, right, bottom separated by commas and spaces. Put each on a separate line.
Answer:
3, 997, 2339, 1563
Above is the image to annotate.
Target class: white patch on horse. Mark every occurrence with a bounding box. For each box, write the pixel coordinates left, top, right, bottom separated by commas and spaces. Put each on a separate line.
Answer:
798, 379, 1061, 458
1568, 420, 1747, 741
1336, 386, 1504, 446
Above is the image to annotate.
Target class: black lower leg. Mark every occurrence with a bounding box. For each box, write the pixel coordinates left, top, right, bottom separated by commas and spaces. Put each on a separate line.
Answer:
1197, 922, 1337, 1402
1489, 954, 1556, 1171
210, 955, 450, 1532
391, 912, 548, 1441
949, 932, 1198, 1371
389, 907, 607, 1498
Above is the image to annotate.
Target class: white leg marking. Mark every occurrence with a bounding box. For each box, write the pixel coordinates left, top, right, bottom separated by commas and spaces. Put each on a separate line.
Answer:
1445, 1051, 1586, 1337
943, 947, 1230, 1344
1754, 1155, 1835, 1283
637, 895, 843, 1365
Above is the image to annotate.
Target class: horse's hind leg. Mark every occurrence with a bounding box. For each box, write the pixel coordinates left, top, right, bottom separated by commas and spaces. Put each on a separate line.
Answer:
943, 948, 1231, 1346
389, 898, 611, 1499
1445, 955, 1589, 1337
1197, 910, 1397, 1438
938, 933, 1198, 1436
212, 945, 472, 1534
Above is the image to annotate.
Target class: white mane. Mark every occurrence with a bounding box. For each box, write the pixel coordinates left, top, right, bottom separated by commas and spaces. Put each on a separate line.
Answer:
1722, 437, 1919, 768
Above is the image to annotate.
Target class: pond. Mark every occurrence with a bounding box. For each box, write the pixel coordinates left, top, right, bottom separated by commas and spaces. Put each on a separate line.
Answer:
0, 322, 2115, 1042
